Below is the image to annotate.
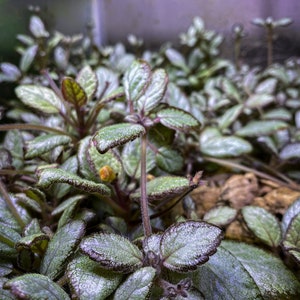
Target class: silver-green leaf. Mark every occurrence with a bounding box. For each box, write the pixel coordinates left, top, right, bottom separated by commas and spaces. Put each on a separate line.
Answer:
200, 127, 252, 157
40, 220, 85, 280
203, 206, 238, 226
130, 176, 190, 202
93, 123, 145, 154
15, 85, 64, 114
80, 233, 143, 273
113, 267, 156, 300
242, 206, 282, 248
5, 274, 70, 300
25, 134, 72, 159
123, 60, 152, 103
236, 120, 288, 137
37, 168, 111, 196
76, 65, 98, 101
157, 107, 200, 132
160, 221, 223, 272
222, 241, 300, 299
67, 256, 122, 300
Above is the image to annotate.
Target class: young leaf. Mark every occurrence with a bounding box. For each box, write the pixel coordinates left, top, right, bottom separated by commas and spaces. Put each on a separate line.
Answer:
222, 241, 300, 299
236, 120, 288, 137
76, 65, 98, 101
157, 107, 200, 132
242, 206, 282, 248
123, 60, 152, 102
29, 15, 49, 38
19, 45, 38, 72
200, 127, 252, 157
160, 221, 223, 272
137, 68, 168, 113
113, 267, 156, 300
130, 176, 190, 202
37, 168, 111, 196
93, 123, 145, 154
282, 198, 300, 233
67, 256, 122, 300
40, 220, 85, 280
15, 85, 64, 114
165, 48, 188, 70
203, 206, 237, 227
25, 134, 72, 159
4, 274, 70, 300
80, 233, 143, 273
0, 62, 21, 81
61, 77, 87, 107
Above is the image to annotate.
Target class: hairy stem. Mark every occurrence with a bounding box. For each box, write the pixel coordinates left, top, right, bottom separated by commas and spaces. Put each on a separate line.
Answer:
140, 133, 152, 237
0, 179, 25, 228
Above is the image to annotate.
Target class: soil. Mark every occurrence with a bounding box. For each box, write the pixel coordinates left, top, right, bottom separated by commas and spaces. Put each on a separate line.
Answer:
191, 172, 300, 243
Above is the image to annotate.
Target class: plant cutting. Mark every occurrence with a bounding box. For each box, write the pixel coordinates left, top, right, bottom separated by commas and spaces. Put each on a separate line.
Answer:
0, 12, 300, 299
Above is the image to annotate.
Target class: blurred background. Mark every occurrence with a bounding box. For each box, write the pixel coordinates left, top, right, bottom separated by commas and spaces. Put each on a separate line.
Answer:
1, 0, 299, 65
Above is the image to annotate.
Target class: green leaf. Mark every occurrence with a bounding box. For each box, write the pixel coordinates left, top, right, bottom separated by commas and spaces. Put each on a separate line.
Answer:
218, 104, 243, 130
29, 15, 49, 38
245, 94, 274, 108
20, 45, 38, 72
57, 201, 79, 229
130, 176, 190, 202
221, 78, 241, 101
61, 77, 87, 107
282, 198, 300, 233
123, 60, 152, 102
280, 143, 300, 160
160, 221, 223, 272
93, 123, 146, 154
156, 146, 184, 173
80, 233, 143, 273
76, 65, 98, 101
255, 78, 277, 94
25, 134, 72, 159
52, 156, 79, 199
16, 233, 49, 254
200, 127, 252, 157
0, 195, 22, 231
203, 206, 237, 226
242, 206, 282, 248
113, 267, 156, 300
51, 195, 84, 216
0, 223, 20, 256
4, 129, 24, 169
95, 67, 119, 99
122, 139, 156, 179
87, 141, 124, 183
222, 241, 300, 299
0, 260, 13, 277
40, 220, 85, 280
157, 107, 200, 132
37, 168, 111, 196
5, 274, 70, 300
165, 48, 188, 71
263, 108, 292, 121
194, 243, 262, 299
67, 256, 122, 300
137, 68, 168, 113
15, 85, 64, 114
236, 120, 288, 137
282, 214, 300, 261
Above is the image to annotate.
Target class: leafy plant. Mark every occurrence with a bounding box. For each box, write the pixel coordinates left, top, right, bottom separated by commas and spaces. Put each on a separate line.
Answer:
0, 11, 300, 300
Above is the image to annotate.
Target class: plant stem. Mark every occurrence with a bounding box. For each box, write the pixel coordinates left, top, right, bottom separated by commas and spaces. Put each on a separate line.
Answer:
0, 179, 25, 228
267, 26, 273, 65
140, 133, 152, 237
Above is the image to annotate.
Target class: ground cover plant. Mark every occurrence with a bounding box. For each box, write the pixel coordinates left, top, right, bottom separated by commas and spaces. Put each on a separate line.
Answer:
0, 10, 300, 299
